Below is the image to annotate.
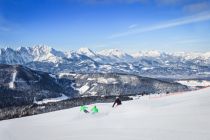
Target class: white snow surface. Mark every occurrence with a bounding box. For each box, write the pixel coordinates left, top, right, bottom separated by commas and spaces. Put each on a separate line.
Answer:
86, 77, 118, 84
98, 49, 127, 58
78, 83, 90, 94
77, 47, 97, 57
58, 72, 76, 78
97, 77, 118, 84
34, 94, 69, 105
177, 80, 210, 87
49, 74, 56, 79
142, 67, 154, 70
31, 45, 63, 63
1, 87, 210, 140
132, 50, 161, 58
8, 70, 17, 89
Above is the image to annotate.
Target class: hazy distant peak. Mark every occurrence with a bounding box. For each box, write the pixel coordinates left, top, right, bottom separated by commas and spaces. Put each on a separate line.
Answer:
98, 48, 128, 58
77, 47, 96, 57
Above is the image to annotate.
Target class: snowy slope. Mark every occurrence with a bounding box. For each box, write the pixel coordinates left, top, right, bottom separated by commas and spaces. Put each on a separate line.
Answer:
131, 50, 161, 58
77, 47, 97, 57
1, 87, 210, 140
98, 49, 134, 62
177, 80, 210, 87
8, 70, 17, 89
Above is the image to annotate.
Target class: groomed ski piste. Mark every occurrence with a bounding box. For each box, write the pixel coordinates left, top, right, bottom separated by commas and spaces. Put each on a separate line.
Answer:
1, 87, 210, 140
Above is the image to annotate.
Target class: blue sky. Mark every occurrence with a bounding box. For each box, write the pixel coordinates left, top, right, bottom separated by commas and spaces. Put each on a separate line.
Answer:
0, 0, 210, 52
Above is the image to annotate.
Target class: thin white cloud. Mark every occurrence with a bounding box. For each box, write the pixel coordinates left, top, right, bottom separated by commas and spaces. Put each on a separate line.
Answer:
128, 24, 138, 29
109, 11, 210, 38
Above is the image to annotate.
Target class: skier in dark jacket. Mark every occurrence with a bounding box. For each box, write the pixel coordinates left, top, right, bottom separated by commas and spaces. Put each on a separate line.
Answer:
112, 97, 122, 107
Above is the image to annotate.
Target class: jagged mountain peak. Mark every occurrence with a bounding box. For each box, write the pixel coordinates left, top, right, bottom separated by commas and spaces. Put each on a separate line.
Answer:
5, 47, 14, 51
16, 46, 30, 52
132, 50, 161, 58
144, 50, 161, 57
32, 45, 54, 56
33, 44, 52, 50
0, 46, 210, 79
77, 47, 96, 57
98, 48, 129, 58
30, 45, 65, 63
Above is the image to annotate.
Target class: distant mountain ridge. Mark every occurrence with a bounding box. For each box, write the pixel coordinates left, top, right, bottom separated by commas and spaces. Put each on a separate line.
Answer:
0, 45, 210, 79
0, 64, 189, 108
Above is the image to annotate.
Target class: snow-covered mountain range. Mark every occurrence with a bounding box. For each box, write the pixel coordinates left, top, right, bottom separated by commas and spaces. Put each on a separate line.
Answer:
0, 45, 210, 79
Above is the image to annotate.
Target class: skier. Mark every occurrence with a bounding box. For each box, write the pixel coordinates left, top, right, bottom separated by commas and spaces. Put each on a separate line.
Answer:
112, 96, 122, 107
80, 105, 89, 113
91, 105, 99, 114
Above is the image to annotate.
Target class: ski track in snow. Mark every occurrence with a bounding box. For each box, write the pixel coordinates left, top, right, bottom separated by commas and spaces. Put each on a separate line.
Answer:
1, 87, 210, 140
34, 94, 69, 105
70, 83, 77, 90
8, 70, 17, 89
